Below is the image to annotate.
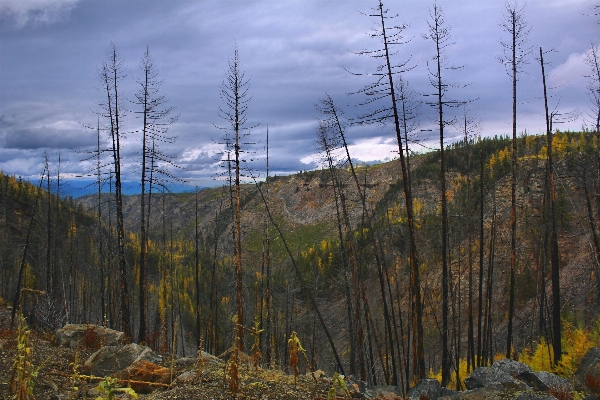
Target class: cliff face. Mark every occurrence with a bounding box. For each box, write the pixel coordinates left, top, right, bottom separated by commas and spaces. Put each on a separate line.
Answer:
75, 160, 404, 253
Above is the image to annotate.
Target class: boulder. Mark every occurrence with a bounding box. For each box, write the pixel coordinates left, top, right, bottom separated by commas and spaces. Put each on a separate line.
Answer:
56, 324, 123, 349
516, 371, 572, 392
464, 366, 529, 391
490, 358, 532, 378
575, 347, 600, 394
83, 343, 161, 376
407, 378, 442, 400
114, 360, 170, 393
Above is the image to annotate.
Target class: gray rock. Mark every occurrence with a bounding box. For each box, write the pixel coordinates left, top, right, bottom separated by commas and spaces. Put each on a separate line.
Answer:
83, 343, 161, 376
491, 358, 532, 378
575, 347, 600, 394
176, 370, 197, 384
516, 371, 572, 392
407, 378, 442, 399
464, 367, 529, 391
56, 324, 123, 348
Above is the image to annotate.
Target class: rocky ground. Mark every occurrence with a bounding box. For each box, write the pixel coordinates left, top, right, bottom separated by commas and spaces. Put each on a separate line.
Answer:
0, 307, 352, 400
2, 304, 600, 400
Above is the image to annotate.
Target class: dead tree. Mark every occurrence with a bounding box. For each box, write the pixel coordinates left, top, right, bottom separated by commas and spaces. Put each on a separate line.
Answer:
584, 44, 600, 283
248, 168, 346, 374
11, 165, 46, 329
350, 0, 425, 380
499, 2, 530, 358
423, 3, 465, 384
538, 47, 561, 365
134, 47, 177, 344
218, 45, 254, 352
99, 41, 131, 340
316, 113, 360, 377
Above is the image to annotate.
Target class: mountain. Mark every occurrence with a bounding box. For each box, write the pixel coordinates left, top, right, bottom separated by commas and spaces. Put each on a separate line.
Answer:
2, 131, 599, 384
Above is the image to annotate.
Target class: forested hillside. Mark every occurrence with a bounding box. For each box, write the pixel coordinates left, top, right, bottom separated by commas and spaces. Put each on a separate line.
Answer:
2, 130, 599, 393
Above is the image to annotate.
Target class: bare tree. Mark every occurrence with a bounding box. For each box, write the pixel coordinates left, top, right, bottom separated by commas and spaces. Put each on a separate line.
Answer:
585, 44, 600, 301
134, 47, 177, 344
395, 76, 420, 186
351, 0, 425, 380
99, 41, 131, 340
498, 2, 530, 358
316, 100, 360, 377
538, 47, 563, 365
218, 45, 253, 352
11, 165, 46, 328
423, 3, 465, 384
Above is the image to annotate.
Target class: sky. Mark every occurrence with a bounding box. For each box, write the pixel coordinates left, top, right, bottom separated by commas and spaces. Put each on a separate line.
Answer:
0, 0, 598, 196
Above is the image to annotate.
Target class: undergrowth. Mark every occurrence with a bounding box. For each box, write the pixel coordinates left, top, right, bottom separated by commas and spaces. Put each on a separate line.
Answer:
519, 319, 600, 377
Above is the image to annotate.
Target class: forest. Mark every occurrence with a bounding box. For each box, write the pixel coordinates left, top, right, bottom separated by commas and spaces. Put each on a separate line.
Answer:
1, 0, 600, 397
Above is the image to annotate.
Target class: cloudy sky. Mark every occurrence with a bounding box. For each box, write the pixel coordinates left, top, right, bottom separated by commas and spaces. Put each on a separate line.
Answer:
0, 0, 598, 195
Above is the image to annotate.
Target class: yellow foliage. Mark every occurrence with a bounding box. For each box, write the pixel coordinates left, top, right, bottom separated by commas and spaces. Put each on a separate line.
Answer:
525, 135, 538, 150
519, 337, 554, 373
321, 240, 328, 252
317, 257, 324, 274
519, 320, 600, 377
552, 132, 569, 158
488, 154, 497, 174
498, 147, 510, 163
428, 358, 469, 390
413, 198, 424, 216
22, 262, 36, 289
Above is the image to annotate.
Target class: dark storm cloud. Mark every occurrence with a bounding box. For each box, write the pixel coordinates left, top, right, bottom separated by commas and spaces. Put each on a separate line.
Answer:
3, 126, 94, 149
0, 0, 597, 191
